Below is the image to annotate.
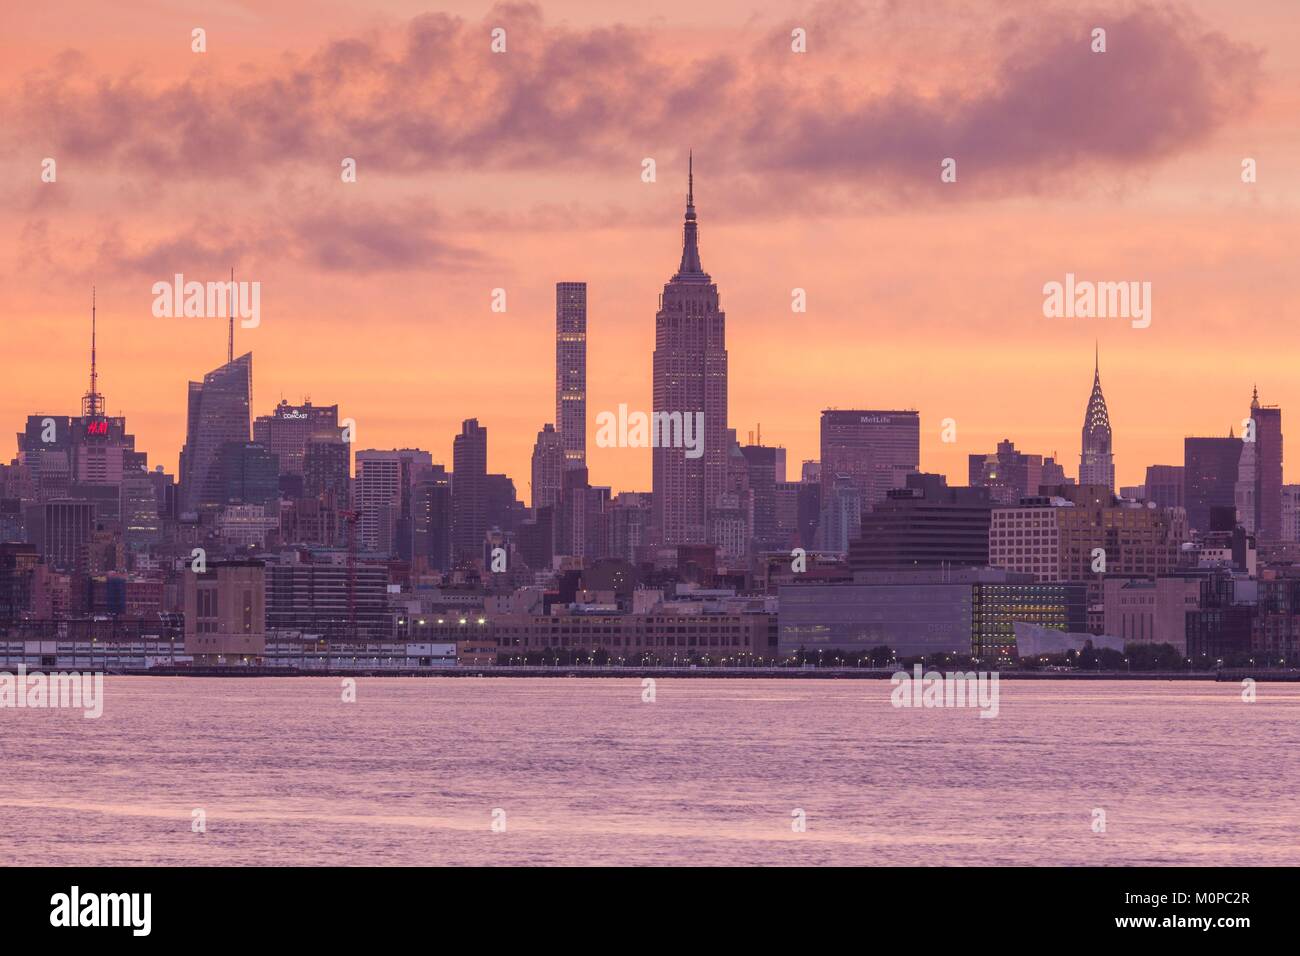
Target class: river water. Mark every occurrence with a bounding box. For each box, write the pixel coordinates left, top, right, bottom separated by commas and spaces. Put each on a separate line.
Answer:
2, 677, 1296, 865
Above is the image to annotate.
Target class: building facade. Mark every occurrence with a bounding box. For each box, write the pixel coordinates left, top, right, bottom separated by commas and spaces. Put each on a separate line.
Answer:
820, 409, 920, 510
452, 419, 488, 564
1078, 353, 1115, 491
179, 353, 252, 514
555, 282, 587, 471
652, 157, 728, 548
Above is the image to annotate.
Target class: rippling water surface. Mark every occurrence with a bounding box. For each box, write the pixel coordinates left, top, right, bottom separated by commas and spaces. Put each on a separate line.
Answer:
2, 677, 1297, 865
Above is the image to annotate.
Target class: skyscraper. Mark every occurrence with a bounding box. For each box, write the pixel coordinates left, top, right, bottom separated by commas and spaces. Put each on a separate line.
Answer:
1078, 349, 1115, 492
412, 466, 452, 570
253, 401, 343, 475
452, 419, 488, 564
969, 439, 1044, 504
652, 155, 729, 547
740, 442, 784, 553
1144, 464, 1184, 510
1235, 424, 1256, 534
1184, 434, 1242, 534
179, 353, 252, 514
819, 410, 920, 508
556, 282, 587, 470
531, 423, 564, 512
849, 474, 993, 571
1250, 387, 1283, 541
217, 441, 280, 507
353, 449, 433, 555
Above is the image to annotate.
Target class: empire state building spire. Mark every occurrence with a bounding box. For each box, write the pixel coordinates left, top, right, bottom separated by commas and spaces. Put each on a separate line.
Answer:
1079, 345, 1115, 491
675, 150, 707, 280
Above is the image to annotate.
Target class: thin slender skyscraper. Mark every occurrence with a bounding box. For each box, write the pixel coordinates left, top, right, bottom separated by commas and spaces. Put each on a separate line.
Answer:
555, 282, 587, 470
1079, 347, 1115, 491
452, 418, 488, 563
652, 153, 728, 546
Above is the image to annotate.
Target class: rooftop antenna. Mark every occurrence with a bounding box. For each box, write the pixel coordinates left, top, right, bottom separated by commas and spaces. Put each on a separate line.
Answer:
227, 267, 235, 364
81, 287, 105, 418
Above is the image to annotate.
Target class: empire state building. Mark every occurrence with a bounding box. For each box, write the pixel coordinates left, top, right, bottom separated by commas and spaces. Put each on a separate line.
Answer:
652, 155, 729, 546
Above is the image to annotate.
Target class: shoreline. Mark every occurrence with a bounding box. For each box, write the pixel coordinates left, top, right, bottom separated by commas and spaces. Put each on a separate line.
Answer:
10, 666, 1297, 681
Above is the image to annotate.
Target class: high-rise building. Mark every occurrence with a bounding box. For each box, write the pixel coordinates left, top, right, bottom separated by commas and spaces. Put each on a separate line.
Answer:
16, 295, 143, 500
412, 468, 452, 570
555, 465, 610, 560
1235, 425, 1257, 534
354, 449, 433, 555
1144, 465, 1184, 510
253, 401, 343, 476
820, 410, 920, 511
1184, 434, 1242, 534
0, 543, 39, 622
217, 441, 280, 507
452, 419, 488, 564
969, 439, 1044, 505
485, 474, 522, 535
1250, 388, 1283, 541
775, 479, 820, 551
849, 474, 993, 571
818, 475, 862, 555
1281, 485, 1300, 543
303, 440, 350, 500
530, 424, 565, 512
119, 470, 160, 551
556, 282, 587, 470
17, 414, 139, 494
518, 507, 555, 571
179, 353, 252, 514
39, 500, 95, 573
1041, 456, 1072, 487
740, 442, 785, 553
1078, 350, 1115, 491
652, 156, 728, 547
608, 492, 652, 563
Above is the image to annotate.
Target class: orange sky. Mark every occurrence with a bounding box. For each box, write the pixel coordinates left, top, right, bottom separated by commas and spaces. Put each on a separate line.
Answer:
3, 0, 1299, 504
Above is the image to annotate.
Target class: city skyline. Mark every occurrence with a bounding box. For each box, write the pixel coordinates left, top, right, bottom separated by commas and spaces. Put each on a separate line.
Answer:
9, 272, 1288, 511
4, 1, 1300, 496
4, 0, 1300, 887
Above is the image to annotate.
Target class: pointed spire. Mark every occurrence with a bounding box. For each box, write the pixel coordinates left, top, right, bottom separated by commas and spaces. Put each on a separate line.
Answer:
91, 285, 97, 394
1082, 349, 1112, 444
81, 287, 105, 418
1080, 347, 1114, 490
1252, 383, 1260, 409
687, 149, 695, 219
676, 151, 705, 278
